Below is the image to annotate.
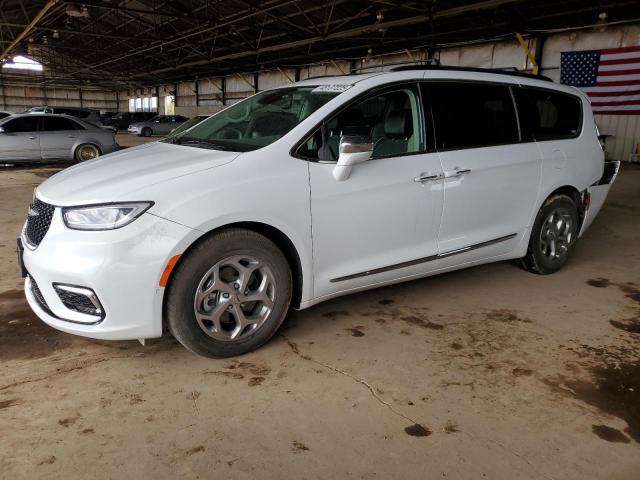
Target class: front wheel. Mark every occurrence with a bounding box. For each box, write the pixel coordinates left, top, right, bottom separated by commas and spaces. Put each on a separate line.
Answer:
74, 143, 101, 162
520, 194, 579, 274
141, 127, 153, 137
166, 229, 292, 358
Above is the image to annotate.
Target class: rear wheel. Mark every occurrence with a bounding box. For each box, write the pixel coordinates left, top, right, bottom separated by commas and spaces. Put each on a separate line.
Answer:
520, 194, 579, 274
141, 127, 153, 137
74, 143, 101, 162
166, 229, 292, 358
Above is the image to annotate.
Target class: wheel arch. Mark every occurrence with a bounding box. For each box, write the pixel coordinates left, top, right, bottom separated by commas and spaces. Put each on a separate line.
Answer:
540, 185, 585, 229
164, 221, 304, 310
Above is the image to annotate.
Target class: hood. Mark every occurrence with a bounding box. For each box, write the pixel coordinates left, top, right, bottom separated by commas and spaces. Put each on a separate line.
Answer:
37, 141, 239, 206
129, 122, 143, 128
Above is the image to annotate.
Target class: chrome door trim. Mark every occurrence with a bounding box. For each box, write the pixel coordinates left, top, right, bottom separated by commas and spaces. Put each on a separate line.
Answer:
330, 233, 517, 283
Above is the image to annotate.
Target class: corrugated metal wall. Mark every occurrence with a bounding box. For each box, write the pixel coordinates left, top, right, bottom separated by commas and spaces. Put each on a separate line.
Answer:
160, 23, 640, 161
538, 24, 640, 161
0, 83, 118, 113
145, 23, 636, 160
3, 22, 636, 159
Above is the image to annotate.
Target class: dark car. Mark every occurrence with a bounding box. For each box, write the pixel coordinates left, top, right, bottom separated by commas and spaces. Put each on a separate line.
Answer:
103, 112, 157, 130
100, 112, 118, 124
26, 106, 102, 126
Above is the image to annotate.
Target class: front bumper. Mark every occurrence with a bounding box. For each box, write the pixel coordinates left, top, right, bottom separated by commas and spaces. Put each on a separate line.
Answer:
127, 126, 141, 135
22, 207, 199, 340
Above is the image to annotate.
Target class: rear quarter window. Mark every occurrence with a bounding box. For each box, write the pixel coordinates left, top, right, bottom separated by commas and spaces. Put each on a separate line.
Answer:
514, 87, 582, 141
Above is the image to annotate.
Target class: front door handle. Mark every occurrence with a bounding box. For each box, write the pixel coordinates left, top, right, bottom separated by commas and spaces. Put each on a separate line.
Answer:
67, 135, 75, 138
414, 172, 443, 183
28, 136, 37, 140
444, 167, 471, 178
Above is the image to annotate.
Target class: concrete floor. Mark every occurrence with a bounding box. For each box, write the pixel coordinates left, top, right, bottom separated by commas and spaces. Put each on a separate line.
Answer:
0, 161, 638, 479
115, 132, 159, 148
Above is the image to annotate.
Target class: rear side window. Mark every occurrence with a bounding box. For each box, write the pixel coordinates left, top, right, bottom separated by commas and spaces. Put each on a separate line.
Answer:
422, 82, 519, 150
43, 117, 82, 131
2, 116, 40, 132
514, 88, 582, 141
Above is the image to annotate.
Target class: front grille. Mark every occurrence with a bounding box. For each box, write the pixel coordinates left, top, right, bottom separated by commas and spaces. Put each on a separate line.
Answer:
53, 284, 104, 319
29, 275, 53, 316
24, 198, 54, 248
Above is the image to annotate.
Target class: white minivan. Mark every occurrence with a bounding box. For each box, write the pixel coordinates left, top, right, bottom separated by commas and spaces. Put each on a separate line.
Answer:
19, 66, 619, 357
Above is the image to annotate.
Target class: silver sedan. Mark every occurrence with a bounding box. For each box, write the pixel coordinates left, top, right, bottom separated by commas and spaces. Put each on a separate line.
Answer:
0, 113, 118, 163
128, 114, 188, 136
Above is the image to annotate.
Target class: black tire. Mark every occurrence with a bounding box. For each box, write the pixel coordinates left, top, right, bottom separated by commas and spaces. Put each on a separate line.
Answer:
74, 143, 101, 162
166, 228, 292, 358
141, 127, 153, 137
520, 194, 579, 274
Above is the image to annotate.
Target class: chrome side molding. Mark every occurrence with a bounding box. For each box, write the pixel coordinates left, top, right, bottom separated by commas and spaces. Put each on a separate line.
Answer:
330, 233, 517, 283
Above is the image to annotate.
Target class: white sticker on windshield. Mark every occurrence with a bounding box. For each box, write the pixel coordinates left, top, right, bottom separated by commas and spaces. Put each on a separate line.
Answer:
312, 84, 353, 93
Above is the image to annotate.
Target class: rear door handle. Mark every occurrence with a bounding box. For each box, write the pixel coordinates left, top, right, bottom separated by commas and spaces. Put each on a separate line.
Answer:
444, 167, 471, 178
414, 172, 443, 183
67, 135, 75, 138
28, 136, 37, 140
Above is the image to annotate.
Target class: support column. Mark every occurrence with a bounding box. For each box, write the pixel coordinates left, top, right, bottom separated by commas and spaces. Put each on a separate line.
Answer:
534, 35, 545, 76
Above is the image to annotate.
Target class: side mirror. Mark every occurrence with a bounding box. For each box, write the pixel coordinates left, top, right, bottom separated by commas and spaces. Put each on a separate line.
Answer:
333, 135, 373, 181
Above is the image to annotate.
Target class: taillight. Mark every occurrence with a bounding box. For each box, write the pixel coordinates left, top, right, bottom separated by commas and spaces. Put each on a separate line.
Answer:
584, 191, 591, 211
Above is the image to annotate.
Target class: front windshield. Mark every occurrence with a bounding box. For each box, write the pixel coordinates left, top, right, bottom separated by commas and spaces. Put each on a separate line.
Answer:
148, 115, 161, 122
167, 86, 340, 152
166, 115, 207, 139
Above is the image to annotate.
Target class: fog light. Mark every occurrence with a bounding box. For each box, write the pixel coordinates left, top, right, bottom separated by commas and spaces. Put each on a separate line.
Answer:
53, 284, 104, 319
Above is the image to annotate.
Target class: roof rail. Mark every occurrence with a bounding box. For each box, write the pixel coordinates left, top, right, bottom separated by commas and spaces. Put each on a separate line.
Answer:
390, 64, 553, 82
350, 59, 440, 74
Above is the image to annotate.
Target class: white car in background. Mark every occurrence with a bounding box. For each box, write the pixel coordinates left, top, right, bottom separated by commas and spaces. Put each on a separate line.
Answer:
20, 67, 618, 357
127, 114, 188, 136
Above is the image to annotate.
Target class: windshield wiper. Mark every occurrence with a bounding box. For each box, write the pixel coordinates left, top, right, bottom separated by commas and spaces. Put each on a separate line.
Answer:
171, 137, 229, 151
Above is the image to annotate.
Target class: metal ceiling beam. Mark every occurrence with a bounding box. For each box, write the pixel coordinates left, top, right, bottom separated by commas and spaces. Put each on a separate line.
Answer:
62, 0, 219, 21
64, 0, 326, 76
0, 23, 167, 41
0, 0, 60, 62
136, 0, 529, 77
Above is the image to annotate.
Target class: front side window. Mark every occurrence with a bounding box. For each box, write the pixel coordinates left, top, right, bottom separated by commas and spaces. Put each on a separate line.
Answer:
327, 85, 424, 160
170, 86, 340, 152
514, 87, 582, 141
2, 116, 40, 133
298, 84, 425, 161
424, 82, 519, 150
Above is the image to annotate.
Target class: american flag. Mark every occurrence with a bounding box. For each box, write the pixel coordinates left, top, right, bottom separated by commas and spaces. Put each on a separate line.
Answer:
560, 46, 640, 115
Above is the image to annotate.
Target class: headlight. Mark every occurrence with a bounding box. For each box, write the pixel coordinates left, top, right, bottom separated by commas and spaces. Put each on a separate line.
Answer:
62, 202, 153, 230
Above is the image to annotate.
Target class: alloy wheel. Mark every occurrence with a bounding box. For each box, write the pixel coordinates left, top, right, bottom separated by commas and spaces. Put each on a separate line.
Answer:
539, 207, 575, 262
78, 145, 99, 161
193, 255, 276, 342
